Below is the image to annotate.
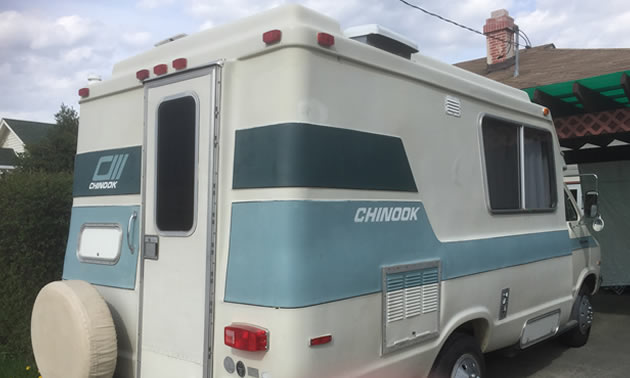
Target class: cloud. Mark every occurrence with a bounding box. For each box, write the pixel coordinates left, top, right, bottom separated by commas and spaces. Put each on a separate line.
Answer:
122, 31, 152, 46
516, 0, 630, 48
0, 10, 153, 122
137, 0, 175, 10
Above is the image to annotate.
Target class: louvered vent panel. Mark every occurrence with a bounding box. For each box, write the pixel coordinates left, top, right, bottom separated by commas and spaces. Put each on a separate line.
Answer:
385, 267, 440, 323
382, 262, 441, 355
387, 291, 405, 323
422, 283, 439, 313
445, 96, 461, 117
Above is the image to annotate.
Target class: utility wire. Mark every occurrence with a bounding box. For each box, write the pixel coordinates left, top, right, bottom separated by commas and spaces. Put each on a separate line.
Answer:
519, 30, 532, 48
397, 0, 532, 49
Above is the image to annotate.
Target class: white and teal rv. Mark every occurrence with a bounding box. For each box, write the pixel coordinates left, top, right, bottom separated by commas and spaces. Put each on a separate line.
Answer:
31, 5, 603, 378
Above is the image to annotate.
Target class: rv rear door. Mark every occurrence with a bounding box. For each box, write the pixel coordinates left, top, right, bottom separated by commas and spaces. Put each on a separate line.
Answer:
140, 66, 219, 378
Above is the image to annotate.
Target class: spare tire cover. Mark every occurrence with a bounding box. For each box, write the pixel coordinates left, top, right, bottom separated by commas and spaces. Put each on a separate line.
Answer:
31, 280, 117, 378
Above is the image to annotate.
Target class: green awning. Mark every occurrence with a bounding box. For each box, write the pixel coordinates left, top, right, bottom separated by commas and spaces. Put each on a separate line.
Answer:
523, 70, 630, 115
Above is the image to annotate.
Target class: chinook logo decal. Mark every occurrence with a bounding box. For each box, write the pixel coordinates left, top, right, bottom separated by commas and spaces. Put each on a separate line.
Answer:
89, 154, 129, 190
73, 146, 141, 197
354, 206, 420, 223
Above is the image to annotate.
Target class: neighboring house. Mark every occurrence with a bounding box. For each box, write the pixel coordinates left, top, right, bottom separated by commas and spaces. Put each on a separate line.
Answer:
0, 118, 54, 171
455, 9, 630, 288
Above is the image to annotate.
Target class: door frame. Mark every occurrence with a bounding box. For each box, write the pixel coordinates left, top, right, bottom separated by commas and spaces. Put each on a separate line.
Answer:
138, 62, 222, 378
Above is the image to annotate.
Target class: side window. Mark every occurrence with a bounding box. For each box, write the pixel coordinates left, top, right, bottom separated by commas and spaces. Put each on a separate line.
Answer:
565, 190, 579, 222
156, 96, 197, 232
482, 117, 557, 212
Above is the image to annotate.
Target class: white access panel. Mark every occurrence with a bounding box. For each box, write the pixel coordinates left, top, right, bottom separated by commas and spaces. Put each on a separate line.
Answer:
77, 224, 122, 264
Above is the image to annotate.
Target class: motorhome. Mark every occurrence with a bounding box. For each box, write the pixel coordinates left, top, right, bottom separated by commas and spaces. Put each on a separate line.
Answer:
31, 5, 603, 378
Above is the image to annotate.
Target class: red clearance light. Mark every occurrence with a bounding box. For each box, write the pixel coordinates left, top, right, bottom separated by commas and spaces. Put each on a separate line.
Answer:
317, 32, 335, 47
263, 29, 282, 45
136, 69, 150, 81
153, 64, 168, 76
172, 58, 187, 70
310, 335, 332, 346
78, 88, 89, 98
224, 324, 268, 352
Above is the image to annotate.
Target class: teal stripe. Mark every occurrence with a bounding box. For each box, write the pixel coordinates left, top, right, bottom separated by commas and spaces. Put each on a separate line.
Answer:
224, 201, 583, 308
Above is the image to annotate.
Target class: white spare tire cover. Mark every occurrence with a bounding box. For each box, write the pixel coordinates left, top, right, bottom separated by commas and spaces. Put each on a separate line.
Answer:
31, 280, 117, 378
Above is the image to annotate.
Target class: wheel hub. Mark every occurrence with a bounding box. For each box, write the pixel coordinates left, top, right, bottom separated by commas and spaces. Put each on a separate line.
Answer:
578, 295, 593, 333
452, 353, 482, 378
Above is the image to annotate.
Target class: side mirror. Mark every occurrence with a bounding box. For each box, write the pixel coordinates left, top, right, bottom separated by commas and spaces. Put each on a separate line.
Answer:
584, 191, 599, 218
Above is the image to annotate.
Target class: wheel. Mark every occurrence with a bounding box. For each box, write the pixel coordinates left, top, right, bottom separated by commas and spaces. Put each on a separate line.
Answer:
560, 286, 593, 347
429, 333, 485, 378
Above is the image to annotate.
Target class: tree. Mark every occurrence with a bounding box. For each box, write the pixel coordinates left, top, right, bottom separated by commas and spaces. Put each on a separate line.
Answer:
17, 103, 78, 173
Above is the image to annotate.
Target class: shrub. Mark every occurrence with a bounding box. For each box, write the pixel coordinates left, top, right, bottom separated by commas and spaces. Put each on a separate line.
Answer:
0, 170, 73, 357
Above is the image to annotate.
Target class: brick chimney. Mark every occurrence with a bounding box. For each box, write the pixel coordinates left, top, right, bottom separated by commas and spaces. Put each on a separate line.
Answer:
483, 9, 515, 66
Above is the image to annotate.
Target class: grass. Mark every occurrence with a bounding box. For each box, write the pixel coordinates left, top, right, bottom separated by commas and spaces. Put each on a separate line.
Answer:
0, 357, 40, 378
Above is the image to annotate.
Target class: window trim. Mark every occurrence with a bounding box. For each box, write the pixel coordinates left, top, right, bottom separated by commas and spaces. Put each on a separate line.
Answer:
478, 114, 558, 215
153, 91, 200, 236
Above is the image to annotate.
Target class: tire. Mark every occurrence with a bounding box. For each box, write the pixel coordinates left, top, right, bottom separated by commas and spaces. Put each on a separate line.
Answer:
429, 332, 485, 378
31, 280, 117, 378
560, 286, 593, 348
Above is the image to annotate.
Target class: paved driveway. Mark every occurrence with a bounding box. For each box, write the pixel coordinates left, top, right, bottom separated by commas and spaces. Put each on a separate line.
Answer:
486, 291, 630, 378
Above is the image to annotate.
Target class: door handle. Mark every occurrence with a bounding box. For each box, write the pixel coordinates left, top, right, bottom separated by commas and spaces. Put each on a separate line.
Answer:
127, 211, 137, 254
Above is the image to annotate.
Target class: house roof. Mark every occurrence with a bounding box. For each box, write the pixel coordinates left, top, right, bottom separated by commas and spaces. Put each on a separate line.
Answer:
454, 44, 630, 90
2, 118, 54, 146
0, 147, 17, 166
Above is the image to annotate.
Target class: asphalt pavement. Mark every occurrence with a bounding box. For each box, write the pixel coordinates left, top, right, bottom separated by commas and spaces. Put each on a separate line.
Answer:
486, 290, 630, 378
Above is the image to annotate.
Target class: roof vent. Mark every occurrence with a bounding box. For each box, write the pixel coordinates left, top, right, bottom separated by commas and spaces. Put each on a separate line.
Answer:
344, 24, 418, 59
154, 33, 188, 47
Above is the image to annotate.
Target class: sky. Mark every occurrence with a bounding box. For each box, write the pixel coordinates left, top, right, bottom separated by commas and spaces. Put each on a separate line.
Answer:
1, 0, 630, 123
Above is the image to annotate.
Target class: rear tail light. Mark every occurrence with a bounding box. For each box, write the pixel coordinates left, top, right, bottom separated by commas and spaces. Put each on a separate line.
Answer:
78, 88, 89, 98
224, 324, 268, 351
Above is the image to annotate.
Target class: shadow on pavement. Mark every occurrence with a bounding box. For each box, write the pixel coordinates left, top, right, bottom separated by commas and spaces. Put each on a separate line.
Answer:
486, 339, 568, 378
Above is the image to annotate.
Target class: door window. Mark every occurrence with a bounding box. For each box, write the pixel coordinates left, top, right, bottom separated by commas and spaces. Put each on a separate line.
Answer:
156, 95, 197, 232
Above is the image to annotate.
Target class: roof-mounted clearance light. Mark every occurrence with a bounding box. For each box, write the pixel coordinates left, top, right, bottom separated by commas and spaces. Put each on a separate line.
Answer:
153, 64, 168, 76
78, 88, 89, 98
263, 29, 282, 45
136, 69, 150, 81
224, 324, 268, 352
317, 32, 335, 47
172, 58, 187, 70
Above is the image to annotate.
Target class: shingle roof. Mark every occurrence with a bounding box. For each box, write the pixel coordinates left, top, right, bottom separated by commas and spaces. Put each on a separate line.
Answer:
2, 118, 54, 146
454, 44, 630, 90
0, 147, 17, 166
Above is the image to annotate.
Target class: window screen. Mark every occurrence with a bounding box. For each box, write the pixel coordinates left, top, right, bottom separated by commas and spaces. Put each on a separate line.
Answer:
482, 117, 556, 212
156, 96, 197, 232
